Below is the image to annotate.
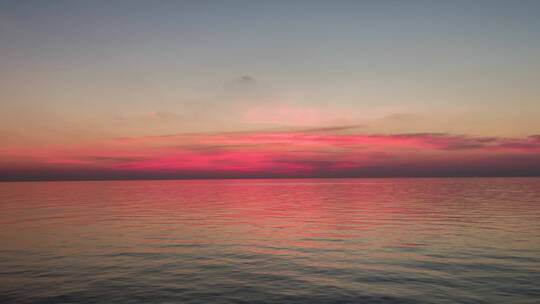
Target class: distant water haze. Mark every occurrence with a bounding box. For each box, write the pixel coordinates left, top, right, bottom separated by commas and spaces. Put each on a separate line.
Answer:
1, 178, 539, 303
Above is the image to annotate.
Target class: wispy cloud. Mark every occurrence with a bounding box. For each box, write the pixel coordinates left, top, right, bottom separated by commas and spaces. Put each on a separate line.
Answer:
146, 111, 177, 121
2, 129, 540, 180
300, 124, 366, 133
113, 130, 540, 152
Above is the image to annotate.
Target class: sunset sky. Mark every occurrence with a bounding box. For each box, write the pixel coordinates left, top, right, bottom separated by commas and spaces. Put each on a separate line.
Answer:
1, 1, 539, 180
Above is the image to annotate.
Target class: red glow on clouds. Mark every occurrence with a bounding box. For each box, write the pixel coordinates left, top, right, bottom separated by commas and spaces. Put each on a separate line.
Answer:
1, 130, 540, 180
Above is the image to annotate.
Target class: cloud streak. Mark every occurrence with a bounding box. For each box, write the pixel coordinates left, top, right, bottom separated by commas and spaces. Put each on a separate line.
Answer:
113, 131, 540, 152
1, 129, 539, 181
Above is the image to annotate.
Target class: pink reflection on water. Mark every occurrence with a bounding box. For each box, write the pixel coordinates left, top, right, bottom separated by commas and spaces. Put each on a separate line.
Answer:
1, 178, 539, 260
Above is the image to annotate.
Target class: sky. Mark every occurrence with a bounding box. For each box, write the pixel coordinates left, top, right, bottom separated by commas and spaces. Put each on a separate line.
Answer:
1, 0, 540, 181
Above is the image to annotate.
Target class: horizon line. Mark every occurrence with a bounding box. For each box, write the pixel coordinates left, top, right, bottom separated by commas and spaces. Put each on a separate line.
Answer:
2, 175, 540, 183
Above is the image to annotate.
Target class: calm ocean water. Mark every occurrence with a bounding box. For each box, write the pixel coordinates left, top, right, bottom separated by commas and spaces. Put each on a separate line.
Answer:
0, 178, 539, 304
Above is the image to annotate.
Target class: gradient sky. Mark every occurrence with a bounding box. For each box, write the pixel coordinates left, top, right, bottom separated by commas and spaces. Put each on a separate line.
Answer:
1, 0, 540, 180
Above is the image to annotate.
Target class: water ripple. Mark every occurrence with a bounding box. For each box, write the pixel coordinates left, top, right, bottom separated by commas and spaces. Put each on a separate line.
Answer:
1, 178, 539, 303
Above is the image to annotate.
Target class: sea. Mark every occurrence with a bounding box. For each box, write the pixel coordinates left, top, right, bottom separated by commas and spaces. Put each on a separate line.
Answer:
0, 178, 539, 303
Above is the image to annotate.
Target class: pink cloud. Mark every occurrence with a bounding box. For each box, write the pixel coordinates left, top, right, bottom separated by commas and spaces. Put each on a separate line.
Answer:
146, 111, 176, 121
1, 130, 540, 180
114, 131, 536, 152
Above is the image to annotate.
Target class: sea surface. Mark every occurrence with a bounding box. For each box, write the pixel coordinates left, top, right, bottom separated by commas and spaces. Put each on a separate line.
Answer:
0, 178, 539, 304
